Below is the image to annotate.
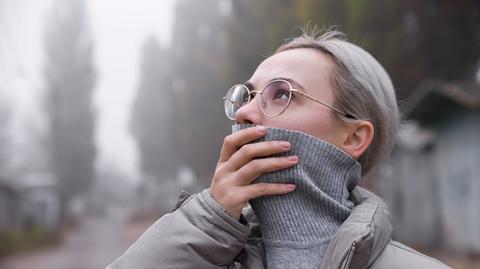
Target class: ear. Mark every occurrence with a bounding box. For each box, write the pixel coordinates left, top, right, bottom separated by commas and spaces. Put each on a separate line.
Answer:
340, 121, 374, 159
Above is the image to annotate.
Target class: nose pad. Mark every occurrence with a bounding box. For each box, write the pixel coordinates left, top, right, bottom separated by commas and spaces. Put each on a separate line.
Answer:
235, 96, 263, 125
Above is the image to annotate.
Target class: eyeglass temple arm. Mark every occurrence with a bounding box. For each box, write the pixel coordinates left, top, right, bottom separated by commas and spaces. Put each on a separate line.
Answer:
290, 89, 356, 119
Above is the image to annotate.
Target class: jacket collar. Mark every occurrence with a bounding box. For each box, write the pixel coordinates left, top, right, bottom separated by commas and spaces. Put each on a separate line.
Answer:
243, 187, 392, 269
320, 187, 393, 269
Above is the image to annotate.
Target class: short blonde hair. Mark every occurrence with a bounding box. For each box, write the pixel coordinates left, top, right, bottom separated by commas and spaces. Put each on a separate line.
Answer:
276, 29, 400, 175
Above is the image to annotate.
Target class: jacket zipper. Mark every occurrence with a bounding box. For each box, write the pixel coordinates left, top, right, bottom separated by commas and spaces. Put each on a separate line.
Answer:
343, 241, 357, 269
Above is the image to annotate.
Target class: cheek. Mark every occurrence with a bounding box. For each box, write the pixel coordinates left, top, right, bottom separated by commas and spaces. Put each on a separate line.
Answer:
305, 118, 339, 142
298, 115, 345, 147
267, 109, 340, 143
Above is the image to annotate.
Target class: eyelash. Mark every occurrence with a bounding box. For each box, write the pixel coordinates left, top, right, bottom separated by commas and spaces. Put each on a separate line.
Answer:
289, 91, 296, 100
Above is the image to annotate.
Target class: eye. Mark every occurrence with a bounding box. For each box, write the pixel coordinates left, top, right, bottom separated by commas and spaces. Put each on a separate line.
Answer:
273, 88, 290, 100
263, 80, 292, 106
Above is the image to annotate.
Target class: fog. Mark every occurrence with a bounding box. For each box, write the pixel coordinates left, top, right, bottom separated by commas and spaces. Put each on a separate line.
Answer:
1, 0, 479, 268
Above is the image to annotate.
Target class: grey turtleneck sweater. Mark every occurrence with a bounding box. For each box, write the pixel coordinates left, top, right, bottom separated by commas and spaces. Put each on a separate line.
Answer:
232, 124, 362, 269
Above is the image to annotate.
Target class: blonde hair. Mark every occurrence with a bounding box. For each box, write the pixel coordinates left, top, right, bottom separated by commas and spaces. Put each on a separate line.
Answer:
276, 28, 400, 175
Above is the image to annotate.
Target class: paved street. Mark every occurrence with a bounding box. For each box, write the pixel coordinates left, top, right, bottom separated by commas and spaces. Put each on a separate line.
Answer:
0, 208, 156, 269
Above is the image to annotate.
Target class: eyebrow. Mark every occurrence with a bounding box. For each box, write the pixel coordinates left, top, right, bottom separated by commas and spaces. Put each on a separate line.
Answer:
243, 77, 307, 93
244, 81, 254, 91
280, 77, 307, 93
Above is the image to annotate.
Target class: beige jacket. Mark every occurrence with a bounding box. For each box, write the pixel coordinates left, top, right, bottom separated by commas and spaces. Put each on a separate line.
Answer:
107, 187, 450, 269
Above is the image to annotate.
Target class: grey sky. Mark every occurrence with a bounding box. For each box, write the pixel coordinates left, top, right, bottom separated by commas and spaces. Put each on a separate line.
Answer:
0, 0, 176, 183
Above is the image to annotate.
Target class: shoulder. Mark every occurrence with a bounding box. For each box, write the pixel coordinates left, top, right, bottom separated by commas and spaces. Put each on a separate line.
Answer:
370, 240, 451, 269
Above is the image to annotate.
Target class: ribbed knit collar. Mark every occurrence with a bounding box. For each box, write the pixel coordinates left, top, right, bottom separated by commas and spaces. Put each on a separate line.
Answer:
232, 124, 362, 268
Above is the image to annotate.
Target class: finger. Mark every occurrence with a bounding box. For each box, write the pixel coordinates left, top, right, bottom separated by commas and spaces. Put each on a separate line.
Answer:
219, 126, 267, 163
234, 156, 298, 185
226, 140, 292, 171
238, 182, 296, 202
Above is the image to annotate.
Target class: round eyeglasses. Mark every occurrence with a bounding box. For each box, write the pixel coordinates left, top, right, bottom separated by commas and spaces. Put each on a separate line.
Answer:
223, 79, 356, 120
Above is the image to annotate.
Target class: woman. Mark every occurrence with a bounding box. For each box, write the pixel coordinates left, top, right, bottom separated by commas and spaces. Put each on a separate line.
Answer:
107, 29, 450, 268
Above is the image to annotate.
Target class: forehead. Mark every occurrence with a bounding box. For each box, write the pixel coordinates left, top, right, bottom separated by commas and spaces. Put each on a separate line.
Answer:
249, 48, 334, 94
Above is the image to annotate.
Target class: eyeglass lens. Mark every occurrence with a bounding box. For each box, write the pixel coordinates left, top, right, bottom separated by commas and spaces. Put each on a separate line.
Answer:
224, 80, 292, 119
260, 80, 291, 117
224, 85, 250, 120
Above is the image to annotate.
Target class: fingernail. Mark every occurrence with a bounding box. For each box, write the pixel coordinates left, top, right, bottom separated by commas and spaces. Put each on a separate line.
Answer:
288, 155, 298, 162
279, 141, 291, 149
256, 126, 266, 133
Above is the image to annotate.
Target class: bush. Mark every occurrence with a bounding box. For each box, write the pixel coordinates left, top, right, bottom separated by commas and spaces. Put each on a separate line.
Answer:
0, 226, 63, 258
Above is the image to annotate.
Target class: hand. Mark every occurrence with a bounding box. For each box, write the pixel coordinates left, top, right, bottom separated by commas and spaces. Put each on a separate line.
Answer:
211, 126, 298, 220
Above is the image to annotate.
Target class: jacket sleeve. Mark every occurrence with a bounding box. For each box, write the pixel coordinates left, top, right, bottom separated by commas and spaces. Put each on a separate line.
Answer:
106, 188, 251, 269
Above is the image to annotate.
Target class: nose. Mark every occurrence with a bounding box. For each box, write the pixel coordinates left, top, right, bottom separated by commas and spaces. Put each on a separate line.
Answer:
235, 96, 264, 125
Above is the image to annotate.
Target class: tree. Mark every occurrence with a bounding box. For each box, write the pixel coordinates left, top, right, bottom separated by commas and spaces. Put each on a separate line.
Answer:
43, 0, 97, 207
0, 101, 10, 178
225, 0, 480, 99
131, 37, 179, 181
168, 0, 231, 182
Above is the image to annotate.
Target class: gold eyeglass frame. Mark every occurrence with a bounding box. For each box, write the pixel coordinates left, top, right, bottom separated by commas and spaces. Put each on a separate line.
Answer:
223, 79, 355, 120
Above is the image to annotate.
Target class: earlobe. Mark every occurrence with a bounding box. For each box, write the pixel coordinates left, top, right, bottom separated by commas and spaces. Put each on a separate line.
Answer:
342, 121, 374, 159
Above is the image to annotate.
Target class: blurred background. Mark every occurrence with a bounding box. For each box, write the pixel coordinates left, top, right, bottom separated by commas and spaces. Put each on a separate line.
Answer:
0, 0, 479, 268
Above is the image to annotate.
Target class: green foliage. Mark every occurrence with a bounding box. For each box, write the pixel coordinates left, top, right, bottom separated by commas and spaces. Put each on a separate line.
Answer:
0, 226, 62, 258
225, 0, 480, 99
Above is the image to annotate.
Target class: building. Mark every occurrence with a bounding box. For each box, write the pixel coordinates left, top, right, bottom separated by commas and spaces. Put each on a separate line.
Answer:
0, 173, 60, 231
375, 79, 480, 253
0, 178, 17, 231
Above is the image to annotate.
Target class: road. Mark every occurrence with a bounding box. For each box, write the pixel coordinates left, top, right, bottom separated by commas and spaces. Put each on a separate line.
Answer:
0, 208, 156, 269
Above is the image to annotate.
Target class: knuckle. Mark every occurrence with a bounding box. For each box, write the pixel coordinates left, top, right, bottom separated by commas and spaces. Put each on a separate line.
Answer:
248, 127, 258, 135
269, 141, 279, 147
279, 157, 291, 166
213, 172, 231, 188
236, 193, 248, 204
215, 163, 227, 174
213, 169, 225, 182
240, 144, 253, 156
256, 184, 268, 195
211, 175, 219, 184
276, 156, 289, 164
212, 174, 222, 185
248, 159, 262, 171
223, 135, 233, 146
235, 167, 248, 180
